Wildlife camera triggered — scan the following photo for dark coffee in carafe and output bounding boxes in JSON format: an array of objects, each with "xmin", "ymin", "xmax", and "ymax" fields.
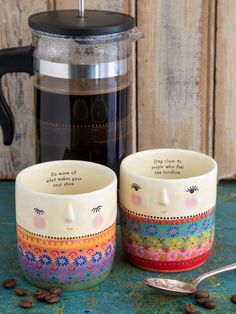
[
  {"xmin": 0, "ymin": 9, "xmax": 142, "ymax": 177},
  {"xmin": 35, "ymin": 74, "xmax": 132, "ymax": 175}
]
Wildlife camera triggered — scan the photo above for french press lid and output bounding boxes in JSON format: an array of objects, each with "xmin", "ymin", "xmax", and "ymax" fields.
[
  {"xmin": 28, "ymin": 5, "xmax": 135, "ymax": 36},
  {"xmin": 29, "ymin": 2, "xmax": 136, "ymax": 81}
]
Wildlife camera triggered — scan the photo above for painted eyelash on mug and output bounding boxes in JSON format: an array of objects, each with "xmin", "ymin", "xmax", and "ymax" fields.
[
  {"xmin": 33, "ymin": 208, "xmax": 45, "ymax": 215},
  {"xmin": 91, "ymin": 206, "xmax": 102, "ymax": 213},
  {"xmin": 131, "ymin": 183, "xmax": 141, "ymax": 191},
  {"xmin": 186, "ymin": 185, "xmax": 199, "ymax": 193}
]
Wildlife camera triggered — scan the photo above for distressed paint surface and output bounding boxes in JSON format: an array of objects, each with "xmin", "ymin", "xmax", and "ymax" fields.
[
  {"xmin": 0, "ymin": 181, "xmax": 236, "ymax": 313},
  {"xmin": 215, "ymin": 0, "xmax": 236, "ymax": 179},
  {"xmin": 137, "ymin": 0, "xmax": 212, "ymax": 153},
  {"xmin": 0, "ymin": 0, "xmax": 50, "ymax": 179}
]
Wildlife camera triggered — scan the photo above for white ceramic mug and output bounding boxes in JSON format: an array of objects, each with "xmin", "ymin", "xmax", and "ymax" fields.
[
  {"xmin": 120, "ymin": 149, "xmax": 217, "ymax": 272},
  {"xmin": 16, "ymin": 160, "xmax": 117, "ymax": 290}
]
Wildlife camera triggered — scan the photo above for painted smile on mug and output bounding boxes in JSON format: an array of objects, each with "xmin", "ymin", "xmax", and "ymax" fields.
[{"xmin": 161, "ymin": 210, "xmax": 167, "ymax": 214}]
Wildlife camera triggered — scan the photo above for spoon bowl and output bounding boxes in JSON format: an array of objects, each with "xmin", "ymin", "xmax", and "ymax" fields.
[
  {"xmin": 144, "ymin": 262, "xmax": 236, "ymax": 296},
  {"xmin": 144, "ymin": 278, "xmax": 196, "ymax": 296}
]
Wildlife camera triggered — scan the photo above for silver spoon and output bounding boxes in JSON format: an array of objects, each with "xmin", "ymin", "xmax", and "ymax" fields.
[{"xmin": 144, "ymin": 262, "xmax": 236, "ymax": 295}]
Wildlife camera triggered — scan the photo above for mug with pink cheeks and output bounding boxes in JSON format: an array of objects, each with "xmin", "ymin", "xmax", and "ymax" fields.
[
  {"xmin": 119, "ymin": 149, "xmax": 217, "ymax": 272},
  {"xmin": 16, "ymin": 160, "xmax": 117, "ymax": 290}
]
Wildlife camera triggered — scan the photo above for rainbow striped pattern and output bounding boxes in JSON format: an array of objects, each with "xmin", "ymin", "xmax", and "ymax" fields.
[
  {"xmin": 17, "ymin": 223, "xmax": 116, "ymax": 290},
  {"xmin": 120, "ymin": 205, "xmax": 215, "ymax": 272}
]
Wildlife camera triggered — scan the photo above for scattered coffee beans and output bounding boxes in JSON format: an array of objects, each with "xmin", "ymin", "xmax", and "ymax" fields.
[
  {"xmin": 49, "ymin": 287, "xmax": 62, "ymax": 295},
  {"xmin": 2, "ymin": 279, "xmax": 16, "ymax": 288},
  {"xmin": 204, "ymin": 300, "xmax": 217, "ymax": 309},
  {"xmin": 45, "ymin": 293, "xmax": 60, "ymax": 304},
  {"xmin": 184, "ymin": 289, "xmax": 219, "ymax": 312},
  {"xmin": 194, "ymin": 290, "xmax": 209, "ymax": 299},
  {"xmin": 231, "ymin": 295, "xmax": 236, "ymax": 304},
  {"xmin": 185, "ymin": 302, "xmax": 196, "ymax": 314},
  {"xmin": 2, "ymin": 281, "xmax": 64, "ymax": 308},
  {"xmin": 36, "ymin": 291, "xmax": 49, "ymax": 302},
  {"xmin": 34, "ymin": 289, "xmax": 48, "ymax": 297},
  {"xmin": 19, "ymin": 299, "xmax": 32, "ymax": 309},
  {"xmin": 33, "ymin": 288, "xmax": 62, "ymax": 303},
  {"xmin": 15, "ymin": 288, "xmax": 27, "ymax": 296},
  {"xmin": 196, "ymin": 297, "xmax": 208, "ymax": 305}
]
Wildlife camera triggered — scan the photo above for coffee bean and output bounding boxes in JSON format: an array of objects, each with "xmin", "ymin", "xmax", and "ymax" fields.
[
  {"xmin": 196, "ymin": 297, "xmax": 208, "ymax": 305},
  {"xmin": 36, "ymin": 291, "xmax": 49, "ymax": 302},
  {"xmin": 231, "ymin": 295, "xmax": 236, "ymax": 304},
  {"xmin": 34, "ymin": 289, "xmax": 48, "ymax": 296},
  {"xmin": 15, "ymin": 288, "xmax": 27, "ymax": 296},
  {"xmin": 49, "ymin": 287, "xmax": 62, "ymax": 295},
  {"xmin": 204, "ymin": 300, "xmax": 217, "ymax": 309},
  {"xmin": 45, "ymin": 293, "xmax": 60, "ymax": 304},
  {"xmin": 194, "ymin": 290, "xmax": 209, "ymax": 299},
  {"xmin": 2, "ymin": 279, "xmax": 16, "ymax": 288},
  {"xmin": 185, "ymin": 302, "xmax": 196, "ymax": 314},
  {"xmin": 36, "ymin": 294, "xmax": 46, "ymax": 302},
  {"xmin": 19, "ymin": 299, "xmax": 32, "ymax": 308}
]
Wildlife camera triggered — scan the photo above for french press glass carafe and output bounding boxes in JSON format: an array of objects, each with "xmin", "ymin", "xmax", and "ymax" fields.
[{"xmin": 0, "ymin": 3, "xmax": 142, "ymax": 175}]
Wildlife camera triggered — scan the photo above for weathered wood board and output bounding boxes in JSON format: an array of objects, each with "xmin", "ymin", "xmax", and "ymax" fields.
[
  {"xmin": 55, "ymin": 0, "xmax": 134, "ymax": 13},
  {"xmin": 215, "ymin": 0, "xmax": 236, "ymax": 179},
  {"xmin": 0, "ymin": 0, "xmax": 50, "ymax": 178},
  {"xmin": 137, "ymin": 0, "xmax": 213, "ymax": 154}
]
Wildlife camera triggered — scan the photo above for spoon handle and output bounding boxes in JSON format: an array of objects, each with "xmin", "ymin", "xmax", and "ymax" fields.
[{"xmin": 193, "ymin": 262, "xmax": 236, "ymax": 286}]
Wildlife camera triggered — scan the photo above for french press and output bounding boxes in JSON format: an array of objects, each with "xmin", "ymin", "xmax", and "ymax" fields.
[{"xmin": 0, "ymin": 1, "xmax": 142, "ymax": 175}]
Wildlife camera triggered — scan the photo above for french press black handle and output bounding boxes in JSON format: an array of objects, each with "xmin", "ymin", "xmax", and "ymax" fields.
[{"xmin": 0, "ymin": 45, "xmax": 33, "ymax": 145}]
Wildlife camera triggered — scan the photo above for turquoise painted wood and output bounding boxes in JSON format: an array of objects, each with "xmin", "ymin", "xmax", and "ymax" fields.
[{"xmin": 0, "ymin": 181, "xmax": 236, "ymax": 314}]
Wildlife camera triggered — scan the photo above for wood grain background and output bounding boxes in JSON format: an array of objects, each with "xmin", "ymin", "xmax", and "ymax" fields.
[
  {"xmin": 215, "ymin": 0, "xmax": 236, "ymax": 179},
  {"xmin": 0, "ymin": 0, "xmax": 234, "ymax": 179}
]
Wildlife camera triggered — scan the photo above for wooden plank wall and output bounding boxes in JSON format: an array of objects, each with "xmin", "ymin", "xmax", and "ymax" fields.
[
  {"xmin": 0, "ymin": 0, "xmax": 235, "ymax": 179},
  {"xmin": 0, "ymin": 0, "xmax": 50, "ymax": 178},
  {"xmin": 137, "ymin": 0, "xmax": 213, "ymax": 153},
  {"xmin": 215, "ymin": 0, "xmax": 236, "ymax": 179}
]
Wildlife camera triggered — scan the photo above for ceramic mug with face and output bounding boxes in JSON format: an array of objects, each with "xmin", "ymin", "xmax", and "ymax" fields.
[
  {"xmin": 16, "ymin": 160, "xmax": 117, "ymax": 290},
  {"xmin": 120, "ymin": 149, "xmax": 217, "ymax": 272}
]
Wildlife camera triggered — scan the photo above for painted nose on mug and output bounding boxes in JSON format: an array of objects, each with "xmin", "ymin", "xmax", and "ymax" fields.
[
  {"xmin": 158, "ymin": 188, "xmax": 169, "ymax": 206},
  {"xmin": 64, "ymin": 203, "xmax": 76, "ymax": 223}
]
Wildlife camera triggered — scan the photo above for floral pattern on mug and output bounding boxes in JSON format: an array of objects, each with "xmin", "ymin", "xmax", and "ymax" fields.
[
  {"xmin": 17, "ymin": 223, "xmax": 116, "ymax": 288},
  {"xmin": 121, "ymin": 206, "xmax": 215, "ymax": 271}
]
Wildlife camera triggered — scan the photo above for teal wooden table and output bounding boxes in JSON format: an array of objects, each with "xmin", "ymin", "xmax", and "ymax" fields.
[{"xmin": 0, "ymin": 180, "xmax": 236, "ymax": 314}]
